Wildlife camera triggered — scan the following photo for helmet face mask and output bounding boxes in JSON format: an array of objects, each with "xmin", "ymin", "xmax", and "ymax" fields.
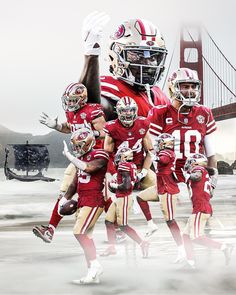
[
  {"xmin": 184, "ymin": 153, "xmax": 208, "ymax": 172},
  {"xmin": 109, "ymin": 19, "xmax": 167, "ymax": 88},
  {"xmin": 62, "ymin": 83, "xmax": 88, "ymax": 112},
  {"xmin": 116, "ymin": 96, "xmax": 138, "ymax": 127},
  {"xmin": 115, "ymin": 147, "xmax": 133, "ymax": 165},
  {"xmin": 155, "ymin": 133, "xmax": 175, "ymax": 152},
  {"xmin": 168, "ymin": 68, "xmax": 201, "ymax": 107},
  {"xmin": 70, "ymin": 127, "xmax": 95, "ymax": 157},
  {"xmin": 174, "ymin": 81, "xmax": 201, "ymax": 107}
]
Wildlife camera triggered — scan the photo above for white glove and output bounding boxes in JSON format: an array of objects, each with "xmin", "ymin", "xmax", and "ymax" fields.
[
  {"xmin": 108, "ymin": 180, "xmax": 118, "ymax": 193},
  {"xmin": 136, "ymin": 168, "xmax": 148, "ymax": 182},
  {"xmin": 111, "ymin": 173, "xmax": 117, "ymax": 182},
  {"xmin": 62, "ymin": 140, "xmax": 87, "ymax": 170},
  {"xmin": 39, "ymin": 112, "xmax": 61, "ymax": 130},
  {"xmin": 82, "ymin": 11, "xmax": 110, "ymax": 55},
  {"xmin": 181, "ymin": 168, "xmax": 190, "ymax": 183},
  {"xmin": 57, "ymin": 196, "xmax": 68, "ymax": 216},
  {"xmin": 210, "ymin": 168, "xmax": 218, "ymax": 190},
  {"xmin": 63, "ymin": 140, "xmax": 74, "ymax": 161}
]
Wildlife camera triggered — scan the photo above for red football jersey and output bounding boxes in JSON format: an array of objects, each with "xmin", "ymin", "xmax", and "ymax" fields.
[
  {"xmin": 65, "ymin": 103, "xmax": 104, "ymax": 149},
  {"xmin": 116, "ymin": 161, "xmax": 137, "ymax": 198},
  {"xmin": 104, "ymin": 117, "xmax": 149, "ymax": 169},
  {"xmin": 148, "ymin": 104, "xmax": 217, "ymax": 182},
  {"xmin": 187, "ymin": 166, "xmax": 212, "ymax": 215},
  {"xmin": 100, "ymin": 76, "xmax": 170, "ymax": 118},
  {"xmin": 156, "ymin": 149, "xmax": 180, "ymax": 195},
  {"xmin": 75, "ymin": 149, "xmax": 109, "ymax": 207}
]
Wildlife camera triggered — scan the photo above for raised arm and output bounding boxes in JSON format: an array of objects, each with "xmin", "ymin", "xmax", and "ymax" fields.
[{"xmin": 78, "ymin": 12, "xmax": 110, "ymax": 104}]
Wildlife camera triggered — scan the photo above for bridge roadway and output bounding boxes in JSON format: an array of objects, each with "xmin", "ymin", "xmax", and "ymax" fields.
[{"xmin": 0, "ymin": 173, "xmax": 236, "ymax": 294}]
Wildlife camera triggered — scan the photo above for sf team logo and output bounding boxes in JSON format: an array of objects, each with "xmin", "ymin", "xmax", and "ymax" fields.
[
  {"xmin": 196, "ymin": 115, "xmax": 205, "ymax": 124},
  {"xmin": 80, "ymin": 112, "xmax": 87, "ymax": 120},
  {"xmin": 139, "ymin": 128, "xmax": 146, "ymax": 135},
  {"xmin": 112, "ymin": 24, "xmax": 125, "ymax": 39}
]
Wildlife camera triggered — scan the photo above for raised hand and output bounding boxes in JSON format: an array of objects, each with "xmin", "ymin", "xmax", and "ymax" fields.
[
  {"xmin": 82, "ymin": 11, "xmax": 110, "ymax": 55},
  {"xmin": 39, "ymin": 112, "xmax": 59, "ymax": 129}
]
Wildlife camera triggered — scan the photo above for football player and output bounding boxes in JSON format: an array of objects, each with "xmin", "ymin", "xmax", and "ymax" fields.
[
  {"xmin": 61, "ymin": 127, "xmax": 109, "ymax": 284},
  {"xmin": 101, "ymin": 147, "xmax": 149, "ymax": 258},
  {"xmin": 182, "ymin": 153, "xmax": 234, "ymax": 269},
  {"xmin": 33, "ymin": 83, "xmax": 106, "ymax": 243},
  {"xmin": 153, "ymin": 133, "xmax": 184, "ymax": 260},
  {"xmin": 78, "ymin": 13, "xmax": 171, "ymax": 237},
  {"xmin": 80, "ymin": 13, "xmax": 170, "ymax": 119},
  {"xmin": 145, "ymin": 67, "xmax": 218, "ymax": 262},
  {"xmin": 103, "ymin": 96, "xmax": 158, "ymax": 235}
]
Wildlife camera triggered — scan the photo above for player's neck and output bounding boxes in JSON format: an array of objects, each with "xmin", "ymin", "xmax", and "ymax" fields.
[{"xmin": 172, "ymin": 100, "xmax": 191, "ymax": 114}]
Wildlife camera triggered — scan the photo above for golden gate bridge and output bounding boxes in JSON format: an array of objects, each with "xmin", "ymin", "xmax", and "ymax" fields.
[{"xmin": 165, "ymin": 25, "xmax": 236, "ymax": 121}]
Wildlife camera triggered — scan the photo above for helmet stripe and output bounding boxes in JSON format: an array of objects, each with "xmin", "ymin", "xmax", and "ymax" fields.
[
  {"xmin": 65, "ymin": 83, "xmax": 77, "ymax": 95},
  {"xmin": 136, "ymin": 19, "xmax": 147, "ymax": 40},
  {"xmin": 137, "ymin": 19, "xmax": 156, "ymax": 42}
]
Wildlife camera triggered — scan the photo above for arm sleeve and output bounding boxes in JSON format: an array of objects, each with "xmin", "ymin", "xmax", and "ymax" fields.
[{"xmin": 204, "ymin": 133, "xmax": 216, "ymax": 157}]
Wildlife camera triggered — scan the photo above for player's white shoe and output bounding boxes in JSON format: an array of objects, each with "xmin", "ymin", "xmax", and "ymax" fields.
[
  {"xmin": 173, "ymin": 246, "xmax": 186, "ymax": 264},
  {"xmin": 145, "ymin": 222, "xmax": 158, "ymax": 237},
  {"xmin": 72, "ymin": 264, "xmax": 103, "ymax": 285}
]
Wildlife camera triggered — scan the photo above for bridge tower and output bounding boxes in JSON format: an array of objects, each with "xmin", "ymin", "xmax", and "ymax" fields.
[
  {"xmin": 180, "ymin": 26, "xmax": 203, "ymax": 104},
  {"xmin": 179, "ymin": 25, "xmax": 236, "ymax": 121}
]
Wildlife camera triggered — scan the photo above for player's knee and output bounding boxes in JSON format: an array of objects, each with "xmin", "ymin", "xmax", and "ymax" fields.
[
  {"xmin": 166, "ymin": 219, "xmax": 175, "ymax": 225},
  {"xmin": 74, "ymin": 233, "xmax": 84, "ymax": 241},
  {"xmin": 119, "ymin": 225, "xmax": 128, "ymax": 231},
  {"xmin": 105, "ymin": 220, "xmax": 114, "ymax": 226}
]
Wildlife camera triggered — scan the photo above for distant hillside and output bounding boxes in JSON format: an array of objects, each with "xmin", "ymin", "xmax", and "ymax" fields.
[
  {"xmin": 0, "ymin": 124, "xmax": 70, "ymax": 168},
  {"xmin": 216, "ymin": 153, "xmax": 235, "ymax": 165}
]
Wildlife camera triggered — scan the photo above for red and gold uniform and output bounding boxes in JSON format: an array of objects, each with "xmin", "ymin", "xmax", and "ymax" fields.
[
  {"xmin": 104, "ymin": 117, "xmax": 149, "ymax": 169},
  {"xmin": 106, "ymin": 162, "xmax": 137, "ymax": 226},
  {"xmin": 183, "ymin": 166, "xmax": 212, "ymax": 239},
  {"xmin": 156, "ymin": 149, "xmax": 179, "ymax": 195},
  {"xmin": 101, "ymin": 76, "xmax": 170, "ymax": 118},
  {"xmin": 156, "ymin": 148, "xmax": 180, "ymax": 221},
  {"xmin": 66, "ymin": 103, "xmax": 104, "ymax": 149},
  {"xmin": 148, "ymin": 104, "xmax": 217, "ymax": 182},
  {"xmin": 73, "ymin": 149, "xmax": 109, "ymax": 236},
  {"xmin": 61, "ymin": 104, "xmax": 104, "ymax": 192}
]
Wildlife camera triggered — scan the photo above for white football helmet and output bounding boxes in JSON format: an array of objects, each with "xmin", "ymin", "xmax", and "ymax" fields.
[
  {"xmin": 70, "ymin": 126, "xmax": 95, "ymax": 157},
  {"xmin": 109, "ymin": 19, "xmax": 167, "ymax": 88},
  {"xmin": 62, "ymin": 83, "xmax": 88, "ymax": 112},
  {"xmin": 116, "ymin": 96, "xmax": 138, "ymax": 127},
  {"xmin": 155, "ymin": 133, "xmax": 175, "ymax": 152},
  {"xmin": 115, "ymin": 147, "xmax": 134, "ymax": 165},
  {"xmin": 184, "ymin": 153, "xmax": 208, "ymax": 172},
  {"xmin": 168, "ymin": 68, "xmax": 201, "ymax": 107}
]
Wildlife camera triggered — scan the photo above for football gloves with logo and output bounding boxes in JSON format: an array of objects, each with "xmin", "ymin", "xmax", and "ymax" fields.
[{"xmin": 82, "ymin": 11, "xmax": 110, "ymax": 55}]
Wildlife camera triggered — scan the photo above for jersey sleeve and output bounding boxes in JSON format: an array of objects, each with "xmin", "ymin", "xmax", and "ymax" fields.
[
  {"xmin": 100, "ymin": 76, "xmax": 122, "ymax": 101},
  {"xmin": 90, "ymin": 104, "xmax": 105, "ymax": 120},
  {"xmin": 137, "ymin": 116, "xmax": 150, "ymax": 133},
  {"xmin": 103, "ymin": 120, "xmax": 116, "ymax": 136},
  {"xmin": 118, "ymin": 162, "xmax": 131, "ymax": 173},
  {"xmin": 93, "ymin": 150, "xmax": 110, "ymax": 162},
  {"xmin": 147, "ymin": 106, "xmax": 166, "ymax": 137},
  {"xmin": 206, "ymin": 108, "xmax": 217, "ymax": 135}
]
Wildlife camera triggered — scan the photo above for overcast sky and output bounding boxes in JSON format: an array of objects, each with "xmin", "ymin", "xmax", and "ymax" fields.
[{"xmin": 0, "ymin": 0, "xmax": 236, "ymax": 155}]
